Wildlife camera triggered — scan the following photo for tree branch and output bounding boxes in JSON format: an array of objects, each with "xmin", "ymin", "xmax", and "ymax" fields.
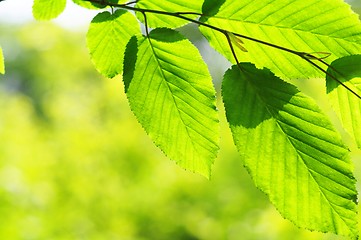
[{"xmin": 83, "ymin": 0, "xmax": 361, "ymax": 99}]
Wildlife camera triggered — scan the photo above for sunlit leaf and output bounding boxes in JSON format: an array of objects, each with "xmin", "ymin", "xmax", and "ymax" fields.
[
  {"xmin": 200, "ymin": 0, "xmax": 361, "ymax": 79},
  {"xmin": 136, "ymin": 0, "xmax": 203, "ymax": 28},
  {"xmin": 0, "ymin": 46, "xmax": 4, "ymax": 74},
  {"xmin": 123, "ymin": 28, "xmax": 219, "ymax": 178},
  {"xmin": 87, "ymin": 10, "xmax": 140, "ymax": 78},
  {"xmin": 72, "ymin": 0, "xmax": 105, "ymax": 9},
  {"xmin": 72, "ymin": 0, "xmax": 127, "ymax": 9},
  {"xmin": 32, "ymin": 0, "xmax": 66, "ymax": 20},
  {"xmin": 326, "ymin": 55, "xmax": 361, "ymax": 149},
  {"xmin": 222, "ymin": 63, "xmax": 358, "ymax": 238}
]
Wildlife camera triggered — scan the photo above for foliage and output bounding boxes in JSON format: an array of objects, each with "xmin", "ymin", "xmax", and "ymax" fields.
[
  {"xmin": 200, "ymin": 0, "xmax": 361, "ymax": 79},
  {"xmin": 87, "ymin": 9, "xmax": 140, "ymax": 78},
  {"xmin": 123, "ymin": 29, "xmax": 219, "ymax": 177},
  {"xmin": 0, "ymin": 0, "xmax": 361, "ymax": 238},
  {"xmin": 0, "ymin": 24, "xmax": 341, "ymax": 240},
  {"xmin": 222, "ymin": 63, "xmax": 357, "ymax": 237},
  {"xmin": 326, "ymin": 55, "xmax": 361, "ymax": 149}
]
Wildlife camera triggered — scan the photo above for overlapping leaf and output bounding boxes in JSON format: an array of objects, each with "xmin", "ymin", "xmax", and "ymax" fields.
[
  {"xmin": 136, "ymin": 0, "xmax": 203, "ymax": 28},
  {"xmin": 326, "ymin": 55, "xmax": 361, "ymax": 149},
  {"xmin": 123, "ymin": 28, "xmax": 219, "ymax": 178},
  {"xmin": 87, "ymin": 10, "xmax": 140, "ymax": 78},
  {"xmin": 72, "ymin": 0, "xmax": 105, "ymax": 9},
  {"xmin": 200, "ymin": 0, "xmax": 361, "ymax": 79},
  {"xmin": 0, "ymin": 46, "xmax": 4, "ymax": 74},
  {"xmin": 72, "ymin": 0, "xmax": 127, "ymax": 9},
  {"xmin": 32, "ymin": 0, "xmax": 66, "ymax": 20},
  {"xmin": 222, "ymin": 63, "xmax": 358, "ymax": 238}
]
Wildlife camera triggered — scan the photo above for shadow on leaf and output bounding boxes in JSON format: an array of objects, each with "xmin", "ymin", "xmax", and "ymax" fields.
[
  {"xmin": 222, "ymin": 63, "xmax": 296, "ymax": 128},
  {"xmin": 149, "ymin": 28, "xmax": 186, "ymax": 43},
  {"xmin": 123, "ymin": 36, "xmax": 139, "ymax": 93},
  {"xmin": 90, "ymin": 9, "xmax": 127, "ymax": 23},
  {"xmin": 201, "ymin": 0, "xmax": 226, "ymax": 18},
  {"xmin": 326, "ymin": 54, "xmax": 361, "ymax": 94}
]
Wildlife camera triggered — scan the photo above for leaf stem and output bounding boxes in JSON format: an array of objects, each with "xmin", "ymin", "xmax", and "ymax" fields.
[
  {"xmin": 142, "ymin": 11, "xmax": 150, "ymax": 37},
  {"xmin": 224, "ymin": 32, "xmax": 242, "ymax": 71}
]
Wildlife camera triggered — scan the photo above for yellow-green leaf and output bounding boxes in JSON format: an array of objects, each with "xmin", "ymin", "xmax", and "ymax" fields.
[
  {"xmin": 123, "ymin": 29, "xmax": 219, "ymax": 178},
  {"xmin": 32, "ymin": 0, "xmax": 66, "ymax": 20},
  {"xmin": 223, "ymin": 63, "xmax": 358, "ymax": 238},
  {"xmin": 136, "ymin": 0, "xmax": 203, "ymax": 28},
  {"xmin": 72, "ymin": 0, "xmax": 127, "ymax": 9},
  {"xmin": 86, "ymin": 10, "xmax": 140, "ymax": 78},
  {"xmin": 326, "ymin": 55, "xmax": 361, "ymax": 149},
  {"xmin": 201, "ymin": 0, "xmax": 361, "ymax": 79}
]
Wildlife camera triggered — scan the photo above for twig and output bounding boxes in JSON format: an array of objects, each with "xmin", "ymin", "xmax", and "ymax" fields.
[{"xmin": 83, "ymin": 0, "xmax": 360, "ymax": 99}]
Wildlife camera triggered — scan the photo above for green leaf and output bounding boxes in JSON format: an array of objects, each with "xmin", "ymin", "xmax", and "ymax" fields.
[
  {"xmin": 72, "ymin": 0, "xmax": 105, "ymax": 9},
  {"xmin": 0, "ymin": 46, "xmax": 4, "ymax": 74},
  {"xmin": 136, "ymin": 0, "xmax": 203, "ymax": 28},
  {"xmin": 87, "ymin": 10, "xmax": 140, "ymax": 78},
  {"xmin": 326, "ymin": 55, "xmax": 361, "ymax": 149},
  {"xmin": 222, "ymin": 63, "xmax": 358, "ymax": 238},
  {"xmin": 32, "ymin": 0, "xmax": 67, "ymax": 20},
  {"xmin": 200, "ymin": 0, "xmax": 361, "ymax": 79},
  {"xmin": 123, "ymin": 28, "xmax": 219, "ymax": 178},
  {"xmin": 72, "ymin": 0, "xmax": 127, "ymax": 9}
]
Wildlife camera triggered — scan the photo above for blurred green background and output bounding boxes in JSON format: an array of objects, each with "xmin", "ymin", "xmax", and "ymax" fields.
[{"xmin": 0, "ymin": 2, "xmax": 360, "ymax": 240}]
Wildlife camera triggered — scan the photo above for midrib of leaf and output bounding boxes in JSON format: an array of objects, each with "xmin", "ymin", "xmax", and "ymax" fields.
[
  {"xmin": 152, "ymin": 42, "xmax": 216, "ymax": 113},
  {"xmin": 146, "ymin": 36, "xmax": 211, "ymax": 154},
  {"xmin": 92, "ymin": 24, "xmax": 114, "ymax": 62}
]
